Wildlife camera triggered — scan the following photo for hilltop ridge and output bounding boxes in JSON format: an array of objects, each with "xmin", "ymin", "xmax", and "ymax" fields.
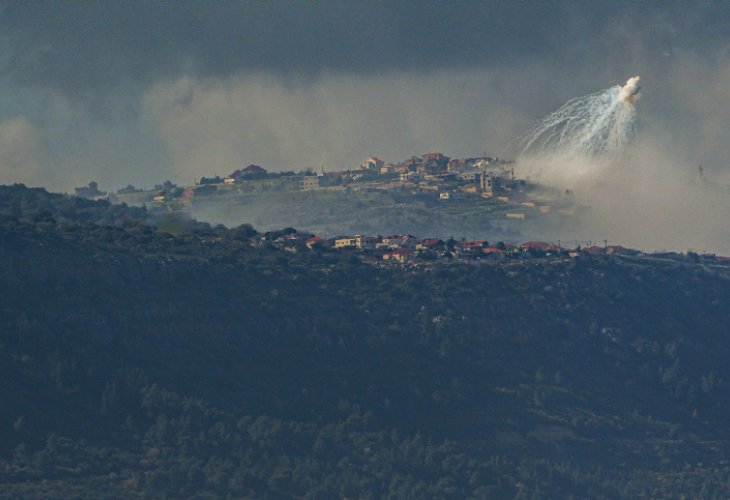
[{"xmin": 72, "ymin": 152, "xmax": 573, "ymax": 242}]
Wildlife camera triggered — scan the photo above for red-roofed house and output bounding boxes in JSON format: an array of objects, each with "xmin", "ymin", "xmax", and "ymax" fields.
[
  {"xmin": 306, "ymin": 237, "xmax": 330, "ymax": 250},
  {"xmin": 422, "ymin": 152, "xmax": 448, "ymax": 162},
  {"xmin": 582, "ymin": 245, "xmax": 605, "ymax": 254},
  {"xmin": 230, "ymin": 164, "xmax": 268, "ymax": 180},
  {"xmin": 521, "ymin": 241, "xmax": 562, "ymax": 253},
  {"xmin": 482, "ymin": 247, "xmax": 506, "ymax": 260},
  {"xmin": 459, "ymin": 240, "xmax": 488, "ymax": 255},
  {"xmin": 521, "ymin": 241, "xmax": 549, "ymax": 251},
  {"xmin": 482, "ymin": 246, "xmax": 506, "ymax": 254},
  {"xmin": 417, "ymin": 238, "xmax": 445, "ymax": 250}
]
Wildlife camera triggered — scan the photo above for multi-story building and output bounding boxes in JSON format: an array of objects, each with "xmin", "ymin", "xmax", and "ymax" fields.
[
  {"xmin": 300, "ymin": 175, "xmax": 319, "ymax": 191},
  {"xmin": 334, "ymin": 237, "xmax": 357, "ymax": 249},
  {"xmin": 480, "ymin": 173, "xmax": 493, "ymax": 196},
  {"xmin": 355, "ymin": 234, "xmax": 381, "ymax": 250}
]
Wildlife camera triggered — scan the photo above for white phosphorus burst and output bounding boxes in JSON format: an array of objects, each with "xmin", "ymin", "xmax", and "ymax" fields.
[{"xmin": 521, "ymin": 76, "xmax": 641, "ymax": 157}]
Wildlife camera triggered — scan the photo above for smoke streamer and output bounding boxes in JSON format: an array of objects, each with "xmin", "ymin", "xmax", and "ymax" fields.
[{"xmin": 520, "ymin": 76, "xmax": 641, "ymax": 157}]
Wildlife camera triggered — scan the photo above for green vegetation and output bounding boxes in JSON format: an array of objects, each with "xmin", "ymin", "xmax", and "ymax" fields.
[
  {"xmin": 191, "ymin": 188, "xmax": 536, "ymax": 240},
  {"xmin": 2, "ymin": 184, "xmax": 730, "ymax": 497}
]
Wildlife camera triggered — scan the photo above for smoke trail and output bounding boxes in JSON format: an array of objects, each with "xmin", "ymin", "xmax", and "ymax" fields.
[{"xmin": 520, "ymin": 76, "xmax": 641, "ymax": 157}]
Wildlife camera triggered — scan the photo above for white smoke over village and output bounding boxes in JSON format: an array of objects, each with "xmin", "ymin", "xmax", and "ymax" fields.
[
  {"xmin": 1, "ymin": 3, "xmax": 730, "ymax": 252},
  {"xmin": 521, "ymin": 76, "xmax": 640, "ymax": 157},
  {"xmin": 515, "ymin": 76, "xmax": 641, "ymax": 187},
  {"xmin": 515, "ymin": 76, "xmax": 730, "ymax": 254}
]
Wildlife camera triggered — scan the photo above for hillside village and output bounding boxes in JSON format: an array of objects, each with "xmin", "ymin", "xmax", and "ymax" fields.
[
  {"xmin": 67, "ymin": 152, "xmax": 730, "ymax": 267},
  {"xmin": 245, "ymin": 227, "xmax": 730, "ymax": 269},
  {"xmin": 199, "ymin": 152, "xmax": 511, "ymax": 201},
  {"xmin": 77, "ymin": 152, "xmax": 562, "ymax": 221}
]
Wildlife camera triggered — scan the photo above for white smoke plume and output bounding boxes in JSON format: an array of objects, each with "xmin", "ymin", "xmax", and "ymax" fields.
[{"xmin": 520, "ymin": 76, "xmax": 640, "ymax": 158}]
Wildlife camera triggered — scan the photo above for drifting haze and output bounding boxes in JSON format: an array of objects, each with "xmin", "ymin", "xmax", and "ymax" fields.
[
  {"xmin": 140, "ymin": 70, "xmax": 537, "ymax": 181},
  {"xmin": 1, "ymin": 2, "xmax": 730, "ymax": 251},
  {"xmin": 512, "ymin": 64, "xmax": 730, "ymax": 253}
]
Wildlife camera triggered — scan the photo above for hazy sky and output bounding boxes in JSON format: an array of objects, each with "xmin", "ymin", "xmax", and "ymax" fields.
[{"xmin": 1, "ymin": 1, "xmax": 729, "ymax": 192}]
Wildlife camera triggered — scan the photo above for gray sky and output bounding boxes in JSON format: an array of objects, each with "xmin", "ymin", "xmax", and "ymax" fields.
[{"xmin": 1, "ymin": 1, "xmax": 729, "ymax": 191}]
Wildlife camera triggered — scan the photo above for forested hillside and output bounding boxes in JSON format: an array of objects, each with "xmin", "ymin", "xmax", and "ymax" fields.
[
  {"xmin": 2, "ymin": 185, "xmax": 730, "ymax": 498},
  {"xmin": 189, "ymin": 187, "xmax": 523, "ymax": 240}
]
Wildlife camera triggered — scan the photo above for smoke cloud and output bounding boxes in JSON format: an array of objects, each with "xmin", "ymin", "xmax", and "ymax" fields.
[
  {"xmin": 541, "ymin": 138, "xmax": 730, "ymax": 254},
  {"xmin": 140, "ymin": 70, "xmax": 538, "ymax": 181},
  {"xmin": 517, "ymin": 78, "xmax": 730, "ymax": 254},
  {"xmin": 618, "ymin": 76, "xmax": 641, "ymax": 105},
  {"xmin": 0, "ymin": 116, "xmax": 48, "ymax": 186}
]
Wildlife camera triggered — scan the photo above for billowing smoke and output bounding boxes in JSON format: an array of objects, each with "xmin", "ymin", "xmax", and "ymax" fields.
[{"xmin": 618, "ymin": 76, "xmax": 642, "ymax": 105}]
